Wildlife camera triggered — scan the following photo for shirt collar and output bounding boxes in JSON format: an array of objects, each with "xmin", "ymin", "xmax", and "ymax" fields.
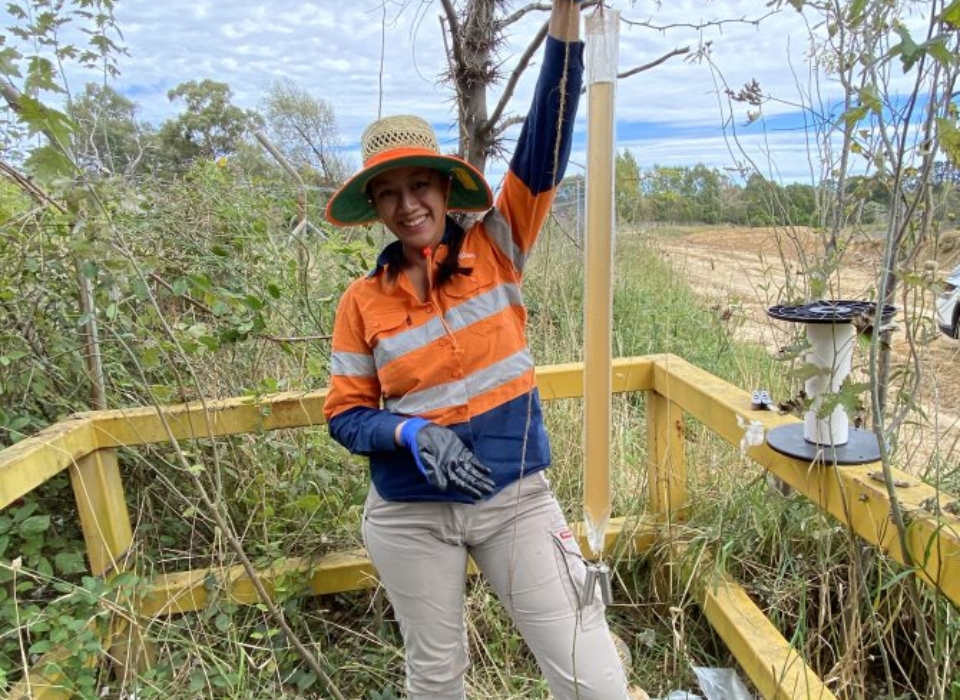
[{"xmin": 367, "ymin": 216, "xmax": 458, "ymax": 278}]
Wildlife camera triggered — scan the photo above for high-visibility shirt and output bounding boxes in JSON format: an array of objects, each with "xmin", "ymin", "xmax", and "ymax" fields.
[{"xmin": 324, "ymin": 36, "xmax": 584, "ymax": 502}]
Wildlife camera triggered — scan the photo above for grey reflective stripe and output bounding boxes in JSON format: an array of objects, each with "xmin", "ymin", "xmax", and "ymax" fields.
[
  {"xmin": 385, "ymin": 378, "xmax": 470, "ymax": 416},
  {"xmin": 467, "ymin": 349, "xmax": 534, "ymax": 396},
  {"xmin": 384, "ymin": 349, "xmax": 534, "ymax": 415},
  {"xmin": 374, "ymin": 316, "xmax": 445, "ymax": 368},
  {"xmin": 446, "ymin": 283, "xmax": 523, "ymax": 331},
  {"xmin": 375, "ymin": 284, "xmax": 524, "ymax": 367},
  {"xmin": 484, "ymin": 208, "xmax": 527, "ymax": 271},
  {"xmin": 331, "ymin": 351, "xmax": 376, "ymax": 377}
]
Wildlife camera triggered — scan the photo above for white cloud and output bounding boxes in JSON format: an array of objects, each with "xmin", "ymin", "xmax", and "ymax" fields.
[{"xmin": 0, "ymin": 1, "xmax": 930, "ymax": 184}]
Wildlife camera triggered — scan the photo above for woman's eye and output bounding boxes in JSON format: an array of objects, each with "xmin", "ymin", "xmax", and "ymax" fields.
[{"xmin": 412, "ymin": 180, "xmax": 430, "ymax": 191}]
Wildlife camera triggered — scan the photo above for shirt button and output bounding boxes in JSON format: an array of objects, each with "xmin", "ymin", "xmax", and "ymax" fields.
[
  {"xmin": 453, "ymin": 370, "xmax": 463, "ymax": 378},
  {"xmin": 426, "ymin": 304, "xmax": 435, "ymax": 313}
]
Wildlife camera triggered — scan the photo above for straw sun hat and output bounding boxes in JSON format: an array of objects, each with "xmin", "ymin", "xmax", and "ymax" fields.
[{"xmin": 325, "ymin": 115, "xmax": 493, "ymax": 227}]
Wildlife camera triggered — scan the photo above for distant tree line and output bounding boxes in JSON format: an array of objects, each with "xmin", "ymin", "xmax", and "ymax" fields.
[
  {"xmin": 597, "ymin": 149, "xmax": 960, "ymax": 229},
  {"xmin": 63, "ymin": 78, "xmax": 349, "ymax": 185},
  {"xmin": 42, "ymin": 79, "xmax": 960, "ymax": 231}
]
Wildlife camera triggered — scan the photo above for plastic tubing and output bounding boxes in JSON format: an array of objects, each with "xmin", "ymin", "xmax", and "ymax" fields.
[{"xmin": 583, "ymin": 8, "xmax": 619, "ymax": 557}]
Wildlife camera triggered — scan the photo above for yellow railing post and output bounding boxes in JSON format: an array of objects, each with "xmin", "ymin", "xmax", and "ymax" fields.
[
  {"xmin": 69, "ymin": 448, "xmax": 155, "ymax": 679},
  {"xmin": 646, "ymin": 391, "xmax": 687, "ymax": 521},
  {"xmin": 646, "ymin": 389, "xmax": 687, "ymax": 602},
  {"xmin": 70, "ymin": 449, "xmax": 132, "ymax": 576}
]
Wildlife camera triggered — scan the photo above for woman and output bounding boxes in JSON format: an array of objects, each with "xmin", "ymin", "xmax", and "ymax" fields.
[{"xmin": 323, "ymin": 1, "xmax": 634, "ymax": 697}]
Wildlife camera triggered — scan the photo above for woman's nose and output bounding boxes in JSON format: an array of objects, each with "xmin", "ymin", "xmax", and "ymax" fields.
[{"xmin": 398, "ymin": 187, "xmax": 417, "ymax": 211}]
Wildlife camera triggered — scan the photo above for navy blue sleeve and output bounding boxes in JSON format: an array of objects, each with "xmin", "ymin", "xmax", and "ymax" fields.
[
  {"xmin": 509, "ymin": 36, "xmax": 584, "ymax": 195},
  {"xmin": 329, "ymin": 406, "xmax": 406, "ymax": 456}
]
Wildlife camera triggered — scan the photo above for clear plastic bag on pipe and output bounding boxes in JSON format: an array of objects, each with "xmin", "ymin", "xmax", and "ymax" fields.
[
  {"xmin": 650, "ymin": 691, "xmax": 703, "ymax": 700},
  {"xmin": 585, "ymin": 9, "xmax": 620, "ymax": 84},
  {"xmin": 692, "ymin": 667, "xmax": 755, "ymax": 700}
]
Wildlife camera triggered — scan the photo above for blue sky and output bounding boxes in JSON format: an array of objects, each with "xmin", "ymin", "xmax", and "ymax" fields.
[{"xmin": 2, "ymin": 1, "xmax": 912, "ymax": 186}]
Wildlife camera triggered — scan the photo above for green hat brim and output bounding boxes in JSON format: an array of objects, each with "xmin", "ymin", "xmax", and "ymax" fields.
[{"xmin": 325, "ymin": 153, "xmax": 493, "ymax": 227}]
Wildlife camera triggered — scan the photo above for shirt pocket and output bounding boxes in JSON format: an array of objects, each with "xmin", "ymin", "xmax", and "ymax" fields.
[
  {"xmin": 363, "ymin": 310, "xmax": 410, "ymax": 349},
  {"xmin": 445, "ymin": 272, "xmax": 495, "ymax": 302},
  {"xmin": 445, "ymin": 275, "xmax": 507, "ymax": 341}
]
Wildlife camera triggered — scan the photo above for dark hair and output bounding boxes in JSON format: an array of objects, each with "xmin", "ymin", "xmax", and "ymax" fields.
[{"xmin": 436, "ymin": 217, "xmax": 473, "ymax": 286}]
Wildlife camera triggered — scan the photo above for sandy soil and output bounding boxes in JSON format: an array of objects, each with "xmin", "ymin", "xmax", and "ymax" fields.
[{"xmin": 651, "ymin": 225, "xmax": 960, "ymax": 474}]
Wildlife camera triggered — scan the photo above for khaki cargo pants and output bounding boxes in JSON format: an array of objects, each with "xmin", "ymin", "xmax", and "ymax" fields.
[{"xmin": 362, "ymin": 471, "xmax": 630, "ymax": 700}]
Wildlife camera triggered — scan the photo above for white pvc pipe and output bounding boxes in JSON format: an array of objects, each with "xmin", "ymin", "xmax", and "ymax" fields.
[{"xmin": 803, "ymin": 323, "xmax": 855, "ymax": 446}]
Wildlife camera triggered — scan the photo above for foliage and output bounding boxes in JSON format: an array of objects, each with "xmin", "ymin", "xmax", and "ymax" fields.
[
  {"xmin": 260, "ymin": 78, "xmax": 350, "ymax": 185},
  {"xmin": 67, "ymin": 83, "xmax": 155, "ymax": 175},
  {"xmin": 610, "ymin": 159, "xmax": 933, "ymax": 229},
  {"xmin": 157, "ymin": 80, "xmax": 263, "ymax": 174},
  {"xmin": 0, "ymin": 477, "xmax": 103, "ymax": 694}
]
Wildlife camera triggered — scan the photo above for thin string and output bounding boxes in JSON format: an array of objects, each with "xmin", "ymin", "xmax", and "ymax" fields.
[
  {"xmin": 504, "ymin": 28, "xmax": 577, "ymax": 616},
  {"xmin": 377, "ymin": 1, "xmax": 386, "ymax": 119},
  {"xmin": 551, "ymin": 21, "xmax": 573, "ymax": 192}
]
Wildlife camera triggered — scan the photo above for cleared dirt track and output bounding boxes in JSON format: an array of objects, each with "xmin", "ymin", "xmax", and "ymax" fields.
[{"xmin": 652, "ymin": 225, "xmax": 960, "ymax": 476}]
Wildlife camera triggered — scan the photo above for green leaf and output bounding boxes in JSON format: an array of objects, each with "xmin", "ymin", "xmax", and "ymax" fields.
[
  {"xmin": 937, "ymin": 117, "xmax": 960, "ymax": 168},
  {"xmin": 0, "ymin": 45, "xmax": 23, "ymax": 77},
  {"xmin": 943, "ymin": 0, "xmax": 960, "ymax": 28},
  {"xmin": 36, "ymin": 556, "xmax": 53, "ymax": 578},
  {"xmin": 215, "ymin": 612, "xmax": 231, "ymax": 632},
  {"xmin": 857, "ymin": 85, "xmax": 881, "ymax": 114},
  {"xmin": 890, "ymin": 22, "xmax": 922, "ymax": 72},
  {"xmin": 848, "ymin": 0, "xmax": 867, "ymax": 22},
  {"xmin": 917, "ymin": 34, "xmax": 957, "ymax": 70},
  {"xmin": 18, "ymin": 514, "xmax": 51, "ymax": 536},
  {"xmin": 24, "ymin": 144, "xmax": 75, "ymax": 181},
  {"xmin": 13, "ymin": 500, "xmax": 39, "ymax": 522},
  {"xmin": 842, "ymin": 105, "xmax": 869, "ymax": 127},
  {"xmin": 29, "ymin": 639, "xmax": 53, "ymax": 656},
  {"xmin": 54, "ymin": 551, "xmax": 87, "ymax": 575}
]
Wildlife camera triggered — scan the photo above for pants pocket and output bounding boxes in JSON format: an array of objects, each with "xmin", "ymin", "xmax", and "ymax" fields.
[{"xmin": 551, "ymin": 526, "xmax": 606, "ymax": 632}]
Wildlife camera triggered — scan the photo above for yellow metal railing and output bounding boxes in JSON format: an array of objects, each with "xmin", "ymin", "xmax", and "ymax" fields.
[{"xmin": 2, "ymin": 354, "xmax": 959, "ymax": 700}]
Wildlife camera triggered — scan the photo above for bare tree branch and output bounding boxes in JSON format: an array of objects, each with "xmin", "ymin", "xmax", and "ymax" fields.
[
  {"xmin": 492, "ymin": 114, "xmax": 525, "ymax": 140},
  {"xmin": 616, "ymin": 46, "xmax": 692, "ymax": 81},
  {"xmin": 439, "ymin": 0, "xmax": 466, "ymax": 75},
  {"xmin": 0, "ymin": 159, "xmax": 68, "ymax": 214},
  {"xmin": 487, "ymin": 21, "xmax": 550, "ymax": 137},
  {"xmin": 620, "ymin": 11, "xmax": 778, "ymax": 32},
  {"xmin": 496, "ymin": 2, "xmax": 550, "ymax": 32}
]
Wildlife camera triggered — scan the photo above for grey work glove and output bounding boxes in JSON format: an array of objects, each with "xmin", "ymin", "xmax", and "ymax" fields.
[{"xmin": 398, "ymin": 418, "xmax": 496, "ymax": 500}]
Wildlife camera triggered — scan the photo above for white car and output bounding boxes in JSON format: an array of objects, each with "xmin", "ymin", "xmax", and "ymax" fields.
[{"xmin": 936, "ymin": 263, "xmax": 960, "ymax": 339}]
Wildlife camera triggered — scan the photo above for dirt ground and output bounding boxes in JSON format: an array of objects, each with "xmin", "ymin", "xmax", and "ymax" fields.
[{"xmin": 651, "ymin": 225, "xmax": 960, "ymax": 474}]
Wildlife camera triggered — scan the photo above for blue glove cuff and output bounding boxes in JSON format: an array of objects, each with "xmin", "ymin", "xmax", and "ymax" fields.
[{"xmin": 399, "ymin": 417, "xmax": 430, "ymax": 450}]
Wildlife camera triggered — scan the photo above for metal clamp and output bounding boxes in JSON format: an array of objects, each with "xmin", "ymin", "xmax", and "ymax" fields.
[{"xmin": 582, "ymin": 561, "xmax": 613, "ymax": 606}]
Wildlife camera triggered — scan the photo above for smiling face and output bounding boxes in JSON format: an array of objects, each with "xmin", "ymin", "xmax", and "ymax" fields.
[{"xmin": 369, "ymin": 166, "xmax": 451, "ymax": 260}]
